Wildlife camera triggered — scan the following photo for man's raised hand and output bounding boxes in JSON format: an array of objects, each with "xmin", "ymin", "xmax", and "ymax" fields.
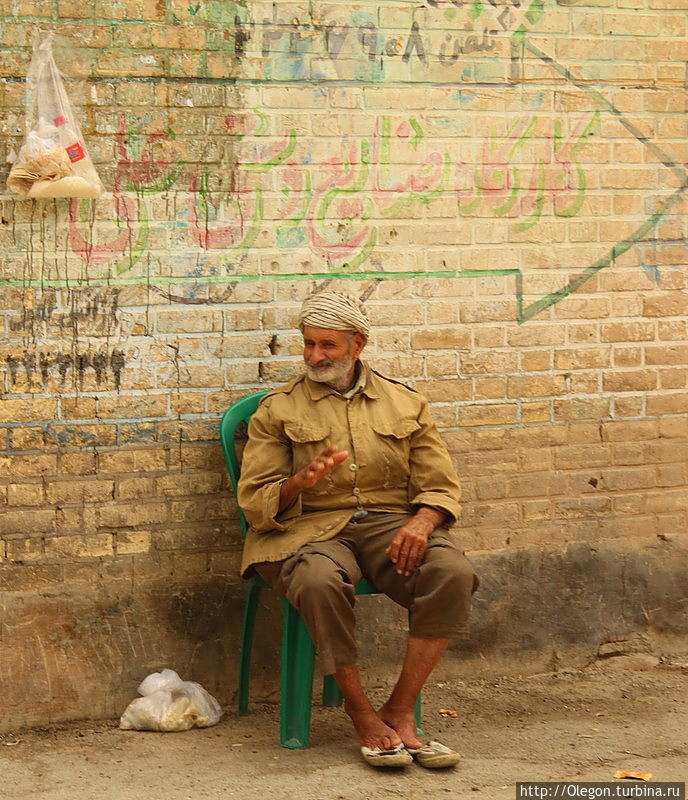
[
  {"xmin": 296, "ymin": 446, "xmax": 349, "ymax": 489},
  {"xmin": 278, "ymin": 446, "xmax": 348, "ymax": 513}
]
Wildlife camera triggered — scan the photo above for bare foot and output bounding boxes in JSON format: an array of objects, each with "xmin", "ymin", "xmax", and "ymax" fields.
[
  {"xmin": 345, "ymin": 702, "xmax": 403, "ymax": 750},
  {"xmin": 379, "ymin": 702, "xmax": 424, "ymax": 749}
]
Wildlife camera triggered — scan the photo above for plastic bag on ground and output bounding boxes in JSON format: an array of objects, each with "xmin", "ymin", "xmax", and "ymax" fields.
[
  {"xmin": 7, "ymin": 33, "xmax": 102, "ymax": 199},
  {"xmin": 119, "ymin": 669, "xmax": 222, "ymax": 732}
]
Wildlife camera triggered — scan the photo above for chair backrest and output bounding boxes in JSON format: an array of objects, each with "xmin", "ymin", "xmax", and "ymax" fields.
[{"xmin": 219, "ymin": 390, "xmax": 271, "ymax": 537}]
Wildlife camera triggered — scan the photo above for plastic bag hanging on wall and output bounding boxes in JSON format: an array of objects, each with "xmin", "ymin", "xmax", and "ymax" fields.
[{"xmin": 7, "ymin": 33, "xmax": 103, "ymax": 199}]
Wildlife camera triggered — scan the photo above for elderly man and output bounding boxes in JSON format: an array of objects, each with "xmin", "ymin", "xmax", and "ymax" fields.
[{"xmin": 238, "ymin": 291, "xmax": 478, "ymax": 768}]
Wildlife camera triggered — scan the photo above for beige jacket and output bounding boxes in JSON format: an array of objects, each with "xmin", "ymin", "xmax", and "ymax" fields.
[{"xmin": 237, "ymin": 362, "xmax": 461, "ymax": 576}]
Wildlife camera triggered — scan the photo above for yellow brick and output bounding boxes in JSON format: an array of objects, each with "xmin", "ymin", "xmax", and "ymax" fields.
[
  {"xmin": 9, "ymin": 428, "xmax": 46, "ymax": 450},
  {"xmin": 460, "ymin": 352, "xmax": 517, "ymax": 375},
  {"xmin": 97, "ymin": 394, "xmax": 168, "ymax": 419},
  {"xmin": 521, "ymin": 401, "xmax": 552, "ymax": 423},
  {"xmin": 0, "ymin": 509, "xmax": 55, "ymax": 535},
  {"xmin": 156, "ymin": 310, "xmax": 223, "ymax": 333},
  {"xmin": 659, "ymin": 369, "xmax": 687, "ymax": 390},
  {"xmin": 508, "ymin": 375, "xmax": 566, "ymax": 398},
  {"xmin": 5, "ymin": 538, "xmax": 45, "ymax": 563},
  {"xmin": 521, "ymin": 350, "xmax": 552, "ymax": 371},
  {"xmin": 656, "ymin": 463, "xmax": 687, "ymax": 487},
  {"xmin": 171, "ymin": 393, "xmax": 207, "ymax": 415},
  {"xmin": 474, "ymin": 378, "xmax": 506, "ymax": 400},
  {"xmin": 116, "ymin": 530, "xmax": 152, "ymax": 555},
  {"xmin": 603, "ymin": 370, "xmax": 657, "ymax": 392},
  {"xmin": 99, "ymin": 449, "xmax": 167, "ymax": 474},
  {"xmin": 159, "ymin": 365, "xmax": 224, "ymax": 389},
  {"xmin": 612, "ymin": 442, "xmax": 646, "ymax": 466},
  {"xmin": 614, "ymin": 397, "xmax": 645, "ymax": 417},
  {"xmin": 460, "ymin": 301, "xmax": 516, "ymax": 324},
  {"xmin": 554, "ymin": 297, "xmax": 610, "ymax": 319},
  {"xmin": 45, "ymin": 480, "xmax": 115, "ymax": 505},
  {"xmin": 567, "ymin": 324, "xmax": 599, "ymax": 344},
  {"xmin": 212, "ymin": 336, "xmax": 273, "ymax": 359},
  {"xmin": 601, "ymin": 467, "xmax": 656, "ymax": 491},
  {"xmin": 155, "ymin": 472, "xmax": 223, "ymax": 497},
  {"xmin": 170, "ymin": 497, "xmax": 233, "ymax": 522},
  {"xmin": 0, "ymin": 453, "xmax": 57, "ymax": 478},
  {"xmin": 645, "ymin": 345, "xmax": 688, "ymax": 365},
  {"xmin": 659, "ymin": 417, "xmax": 688, "ymax": 438},
  {"xmin": 601, "ymin": 420, "xmax": 659, "ymax": 441},
  {"xmin": 472, "ymin": 327, "xmax": 506, "ymax": 348},
  {"xmin": 643, "ymin": 295, "xmax": 688, "ymax": 317},
  {"xmin": 600, "ymin": 321, "xmax": 655, "ymax": 342},
  {"xmin": 508, "ymin": 325, "xmax": 566, "ymax": 347},
  {"xmin": 553, "ymin": 398, "xmax": 611, "ymax": 421},
  {"xmin": 647, "ymin": 393, "xmax": 688, "ymax": 415},
  {"xmin": 0, "ymin": 398, "xmax": 57, "ymax": 423},
  {"xmin": 117, "ymin": 477, "xmax": 157, "ymax": 500},
  {"xmin": 410, "ymin": 329, "xmax": 471, "ymax": 350},
  {"xmin": 554, "ymin": 349, "xmax": 609, "ymax": 370},
  {"xmin": 57, "ymin": 0, "xmax": 95, "ymax": 17},
  {"xmin": 426, "ymin": 355, "xmax": 458, "ymax": 378},
  {"xmin": 60, "ymin": 397, "xmax": 97, "ymax": 419},
  {"xmin": 6, "ymin": 483, "xmax": 45, "ymax": 506},
  {"xmin": 44, "ymin": 534, "xmax": 113, "ymax": 560},
  {"xmin": 460, "ymin": 404, "xmax": 518, "ymax": 427},
  {"xmin": 411, "ymin": 379, "xmax": 472, "ymax": 402},
  {"xmin": 59, "ymin": 452, "xmax": 97, "ymax": 475},
  {"xmin": 97, "ymin": 502, "xmax": 168, "ymax": 528},
  {"xmin": 613, "ymin": 347, "xmax": 642, "ymax": 367}
]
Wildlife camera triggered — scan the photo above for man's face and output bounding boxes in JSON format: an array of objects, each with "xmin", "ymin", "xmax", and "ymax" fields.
[{"xmin": 302, "ymin": 326, "xmax": 365, "ymax": 387}]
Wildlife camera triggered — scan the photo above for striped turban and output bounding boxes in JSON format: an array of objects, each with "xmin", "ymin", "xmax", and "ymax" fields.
[{"xmin": 297, "ymin": 291, "xmax": 370, "ymax": 339}]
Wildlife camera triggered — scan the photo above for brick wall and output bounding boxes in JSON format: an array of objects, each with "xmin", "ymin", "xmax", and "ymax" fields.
[{"xmin": 0, "ymin": 0, "xmax": 687, "ymax": 728}]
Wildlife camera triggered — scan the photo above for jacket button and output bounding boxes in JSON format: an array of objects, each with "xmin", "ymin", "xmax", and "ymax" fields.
[
  {"xmin": 349, "ymin": 464, "xmax": 357, "ymax": 471},
  {"xmin": 352, "ymin": 488, "xmax": 360, "ymax": 496}
]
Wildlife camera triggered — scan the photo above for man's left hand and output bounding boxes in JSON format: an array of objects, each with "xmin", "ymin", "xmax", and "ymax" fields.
[{"xmin": 386, "ymin": 507, "xmax": 447, "ymax": 576}]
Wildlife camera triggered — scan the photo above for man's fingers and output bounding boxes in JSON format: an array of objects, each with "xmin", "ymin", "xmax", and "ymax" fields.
[
  {"xmin": 301, "ymin": 447, "xmax": 349, "ymax": 488},
  {"xmin": 391, "ymin": 532, "xmax": 427, "ymax": 575}
]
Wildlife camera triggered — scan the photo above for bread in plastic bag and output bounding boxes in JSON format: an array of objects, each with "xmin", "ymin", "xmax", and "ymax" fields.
[
  {"xmin": 7, "ymin": 33, "xmax": 102, "ymax": 199},
  {"xmin": 119, "ymin": 669, "xmax": 222, "ymax": 732}
]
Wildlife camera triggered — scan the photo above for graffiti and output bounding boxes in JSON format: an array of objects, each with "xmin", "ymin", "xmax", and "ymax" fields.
[
  {"xmin": 224, "ymin": 0, "xmax": 554, "ymax": 84},
  {"xmin": 7, "ymin": 288, "xmax": 120, "ymax": 336},
  {"xmin": 6, "ymin": 347, "xmax": 126, "ymax": 391},
  {"xmin": 185, "ymin": 110, "xmax": 599, "ymax": 268},
  {"xmin": 235, "ymin": 16, "xmax": 500, "ymax": 77},
  {"xmin": 68, "ymin": 115, "xmax": 181, "ymax": 276},
  {"xmin": 456, "ymin": 111, "xmax": 600, "ymax": 228}
]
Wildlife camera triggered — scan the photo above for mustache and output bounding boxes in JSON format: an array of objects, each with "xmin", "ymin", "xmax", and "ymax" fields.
[{"xmin": 306, "ymin": 360, "xmax": 335, "ymax": 370}]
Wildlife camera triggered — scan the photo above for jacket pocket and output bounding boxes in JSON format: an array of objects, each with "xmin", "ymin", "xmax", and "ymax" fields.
[
  {"xmin": 283, "ymin": 421, "xmax": 333, "ymax": 495},
  {"xmin": 371, "ymin": 417, "xmax": 420, "ymax": 488}
]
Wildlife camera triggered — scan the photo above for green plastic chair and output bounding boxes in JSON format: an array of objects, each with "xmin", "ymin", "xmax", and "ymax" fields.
[{"xmin": 220, "ymin": 390, "xmax": 421, "ymax": 749}]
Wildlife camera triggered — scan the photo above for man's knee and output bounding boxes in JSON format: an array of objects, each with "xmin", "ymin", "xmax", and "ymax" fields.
[
  {"xmin": 421, "ymin": 548, "xmax": 479, "ymax": 600},
  {"xmin": 283, "ymin": 553, "xmax": 354, "ymax": 607}
]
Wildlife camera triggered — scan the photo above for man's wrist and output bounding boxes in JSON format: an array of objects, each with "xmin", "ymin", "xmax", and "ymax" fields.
[{"xmin": 412, "ymin": 505, "xmax": 447, "ymax": 533}]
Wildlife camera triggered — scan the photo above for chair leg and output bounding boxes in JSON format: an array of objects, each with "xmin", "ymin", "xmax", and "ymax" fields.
[
  {"xmin": 280, "ymin": 598, "xmax": 316, "ymax": 748},
  {"xmin": 237, "ymin": 578, "xmax": 263, "ymax": 716},
  {"xmin": 322, "ymin": 674, "xmax": 343, "ymax": 707}
]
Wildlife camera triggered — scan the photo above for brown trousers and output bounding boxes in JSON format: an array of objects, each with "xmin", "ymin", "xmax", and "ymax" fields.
[{"xmin": 255, "ymin": 511, "xmax": 479, "ymax": 676}]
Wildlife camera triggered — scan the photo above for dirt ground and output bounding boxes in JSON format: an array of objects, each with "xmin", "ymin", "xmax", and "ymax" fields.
[{"xmin": 3, "ymin": 656, "xmax": 687, "ymax": 800}]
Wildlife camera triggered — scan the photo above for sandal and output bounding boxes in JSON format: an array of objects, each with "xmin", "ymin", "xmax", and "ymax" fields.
[
  {"xmin": 360, "ymin": 743, "xmax": 413, "ymax": 768},
  {"xmin": 407, "ymin": 740, "xmax": 461, "ymax": 769}
]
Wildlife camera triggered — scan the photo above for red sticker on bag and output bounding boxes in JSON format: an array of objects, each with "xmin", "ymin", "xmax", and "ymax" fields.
[
  {"xmin": 66, "ymin": 142, "xmax": 85, "ymax": 162},
  {"xmin": 53, "ymin": 115, "xmax": 67, "ymax": 126}
]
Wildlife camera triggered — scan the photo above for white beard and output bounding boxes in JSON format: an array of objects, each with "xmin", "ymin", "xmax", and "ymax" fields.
[{"xmin": 306, "ymin": 352, "xmax": 355, "ymax": 392}]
